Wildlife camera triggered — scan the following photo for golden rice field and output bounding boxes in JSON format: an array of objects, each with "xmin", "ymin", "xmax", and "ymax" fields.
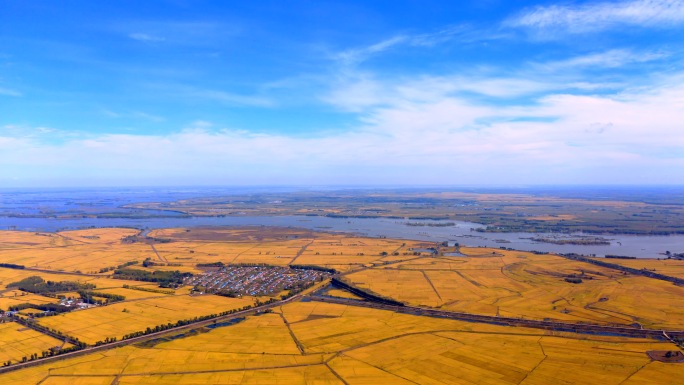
[
  {"xmin": 0, "ymin": 293, "xmax": 59, "ymax": 311},
  {"xmin": 345, "ymin": 247, "xmax": 684, "ymax": 328},
  {"xmin": 0, "ymin": 238, "xmax": 155, "ymax": 275},
  {"xmin": 92, "ymin": 286, "xmax": 170, "ymax": 300},
  {"xmin": 0, "ymin": 268, "xmax": 181, "ymax": 300},
  {"xmin": 0, "ymin": 301, "xmax": 680, "ymax": 385},
  {"xmin": 58, "ymin": 228, "xmax": 140, "ymax": 244},
  {"xmin": 147, "ymin": 228, "xmax": 427, "ymax": 269},
  {"xmin": 36, "ymin": 294, "xmax": 256, "ymax": 345},
  {"xmin": 0, "ymin": 227, "xmax": 682, "ymax": 384},
  {"xmin": 599, "ymin": 257, "xmax": 684, "ymax": 280},
  {"xmin": 152, "ymin": 312, "xmax": 301, "ymax": 355},
  {"xmin": 0, "ymin": 231, "xmax": 70, "ymax": 249},
  {"xmin": 0, "ymin": 227, "xmax": 432, "ymax": 274},
  {"xmin": 324, "ymin": 288, "xmax": 364, "ymax": 300},
  {"xmin": 0, "ymin": 322, "xmax": 72, "ymax": 364}
]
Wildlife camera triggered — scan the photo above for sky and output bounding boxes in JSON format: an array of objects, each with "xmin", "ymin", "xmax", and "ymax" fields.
[{"xmin": 1, "ymin": 0, "xmax": 684, "ymax": 187}]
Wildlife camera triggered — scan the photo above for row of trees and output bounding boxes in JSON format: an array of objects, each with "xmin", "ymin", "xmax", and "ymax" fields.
[
  {"xmin": 7, "ymin": 276, "xmax": 95, "ymax": 295},
  {"xmin": 78, "ymin": 290, "xmax": 125, "ymax": 305},
  {"xmin": 289, "ymin": 264, "xmax": 337, "ymax": 274},
  {"xmin": 3, "ymin": 288, "xmax": 298, "ymax": 368},
  {"xmin": 196, "ymin": 262, "xmax": 224, "ymax": 267},
  {"xmin": 7, "ymin": 302, "xmax": 72, "ymax": 315},
  {"xmin": 1, "ymin": 315, "xmax": 87, "ymax": 367},
  {"xmin": 117, "ymin": 303, "xmax": 258, "ymax": 342},
  {"xmin": 112, "ymin": 268, "xmax": 192, "ymax": 288},
  {"xmin": 99, "ymin": 260, "xmax": 138, "ymax": 273},
  {"xmin": 0, "ymin": 263, "xmax": 24, "ymax": 269},
  {"xmin": 122, "ymin": 284, "xmax": 174, "ymax": 295}
]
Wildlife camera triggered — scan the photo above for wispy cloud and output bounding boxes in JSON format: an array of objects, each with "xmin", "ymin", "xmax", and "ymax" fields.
[
  {"xmin": 129, "ymin": 33, "xmax": 165, "ymax": 43},
  {"xmin": 0, "ymin": 124, "xmax": 71, "ymax": 142},
  {"xmin": 335, "ymin": 36, "xmax": 407, "ymax": 65},
  {"xmin": 188, "ymin": 89, "xmax": 274, "ymax": 107},
  {"xmin": 6, "ymin": 71, "xmax": 684, "ymax": 185},
  {"xmin": 532, "ymin": 49, "xmax": 670, "ymax": 71},
  {"xmin": 507, "ymin": 0, "xmax": 684, "ymax": 34},
  {"xmin": 101, "ymin": 109, "xmax": 165, "ymax": 122},
  {"xmin": 117, "ymin": 21, "xmax": 238, "ymax": 46},
  {"xmin": 144, "ymin": 83, "xmax": 274, "ymax": 107},
  {"xmin": 323, "ymin": 69, "xmax": 624, "ymax": 113},
  {"xmin": 0, "ymin": 87, "xmax": 21, "ymax": 97},
  {"xmin": 334, "ymin": 25, "xmax": 498, "ymax": 65}
]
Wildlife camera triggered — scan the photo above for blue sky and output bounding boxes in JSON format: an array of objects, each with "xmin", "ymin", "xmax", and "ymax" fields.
[{"xmin": 1, "ymin": 0, "xmax": 683, "ymax": 187}]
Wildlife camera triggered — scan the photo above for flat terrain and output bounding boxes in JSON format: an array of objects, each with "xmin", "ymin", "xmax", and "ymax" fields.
[
  {"xmin": 127, "ymin": 188, "xmax": 684, "ymax": 235},
  {"xmin": 345, "ymin": 247, "xmax": 684, "ymax": 328},
  {"xmin": 0, "ymin": 322, "xmax": 72, "ymax": 364},
  {"xmin": 0, "ymin": 227, "xmax": 430, "ymax": 275},
  {"xmin": 0, "ymin": 302, "xmax": 681, "ymax": 385},
  {"xmin": 36, "ymin": 294, "xmax": 256, "ymax": 345},
  {"xmin": 0, "ymin": 226, "xmax": 682, "ymax": 384},
  {"xmin": 598, "ymin": 258, "xmax": 684, "ymax": 280}
]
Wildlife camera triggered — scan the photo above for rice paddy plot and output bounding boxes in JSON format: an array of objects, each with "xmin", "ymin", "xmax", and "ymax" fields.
[
  {"xmin": 344, "ymin": 247, "xmax": 684, "ymax": 328},
  {"xmin": 36, "ymin": 294, "xmax": 257, "ymax": 344},
  {"xmin": 0, "ymin": 322, "xmax": 72, "ymax": 364}
]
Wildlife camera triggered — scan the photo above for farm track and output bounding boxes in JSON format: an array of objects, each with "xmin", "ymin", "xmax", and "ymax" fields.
[
  {"xmin": 43, "ymin": 362, "xmax": 322, "ymax": 378},
  {"xmin": 149, "ymin": 244, "xmax": 168, "ymax": 263},
  {"xmin": 557, "ymin": 253, "xmax": 684, "ymax": 285},
  {"xmin": 339, "ymin": 256, "xmax": 426, "ymax": 276},
  {"xmin": 3, "ymin": 288, "xmax": 684, "ymax": 377},
  {"xmin": 324, "ymin": 362, "xmax": 350, "ymax": 385},
  {"xmin": 229, "ymin": 243, "xmax": 260, "ymax": 263},
  {"xmin": 3, "ymin": 258, "xmax": 684, "ymax": 377},
  {"xmin": 287, "ymin": 239, "xmax": 315, "ymax": 265},
  {"xmin": 278, "ymin": 308, "xmax": 306, "ymax": 354},
  {"xmin": 421, "ymin": 271, "xmax": 442, "ymax": 301}
]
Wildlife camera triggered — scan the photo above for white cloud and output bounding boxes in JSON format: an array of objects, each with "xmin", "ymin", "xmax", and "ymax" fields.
[
  {"xmin": 0, "ymin": 87, "xmax": 21, "ymax": 97},
  {"xmin": 117, "ymin": 21, "xmax": 238, "ymax": 47},
  {"xmin": 1, "ymin": 124, "xmax": 58, "ymax": 139},
  {"xmin": 190, "ymin": 89, "xmax": 274, "ymax": 107},
  {"xmin": 129, "ymin": 33, "xmax": 165, "ymax": 42},
  {"xmin": 533, "ymin": 49, "xmax": 670, "ymax": 70},
  {"xmin": 146, "ymin": 84, "xmax": 275, "ymax": 108},
  {"xmin": 3, "ymin": 72, "xmax": 684, "ymax": 185},
  {"xmin": 323, "ymin": 70, "xmax": 621, "ymax": 113},
  {"xmin": 335, "ymin": 36, "xmax": 407, "ymax": 65},
  {"xmin": 101, "ymin": 109, "xmax": 165, "ymax": 122},
  {"xmin": 507, "ymin": 0, "xmax": 684, "ymax": 34},
  {"xmin": 334, "ymin": 25, "xmax": 498, "ymax": 66}
]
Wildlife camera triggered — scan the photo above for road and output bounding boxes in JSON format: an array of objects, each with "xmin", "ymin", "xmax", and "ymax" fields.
[
  {"xmin": 2, "ymin": 278, "xmax": 682, "ymax": 375},
  {"xmin": 0, "ymin": 291, "xmax": 307, "ymax": 375},
  {"xmin": 308, "ymin": 295, "xmax": 684, "ymax": 341}
]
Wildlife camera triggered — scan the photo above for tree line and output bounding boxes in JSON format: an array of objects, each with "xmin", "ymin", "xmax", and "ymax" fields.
[
  {"xmin": 7, "ymin": 276, "xmax": 95, "ymax": 295},
  {"xmin": 112, "ymin": 268, "xmax": 192, "ymax": 288}
]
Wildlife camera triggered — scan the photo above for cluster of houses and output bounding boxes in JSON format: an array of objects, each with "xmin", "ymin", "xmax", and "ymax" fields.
[
  {"xmin": 57, "ymin": 297, "xmax": 95, "ymax": 310},
  {"xmin": 185, "ymin": 265, "xmax": 329, "ymax": 296}
]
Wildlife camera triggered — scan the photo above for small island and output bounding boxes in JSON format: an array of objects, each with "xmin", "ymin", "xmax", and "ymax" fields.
[{"xmin": 527, "ymin": 236, "xmax": 611, "ymax": 246}]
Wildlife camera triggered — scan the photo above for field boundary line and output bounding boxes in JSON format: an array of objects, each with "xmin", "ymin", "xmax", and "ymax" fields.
[{"xmin": 278, "ymin": 307, "xmax": 306, "ymax": 354}]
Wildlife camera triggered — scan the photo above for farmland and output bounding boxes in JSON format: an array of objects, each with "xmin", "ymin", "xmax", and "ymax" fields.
[
  {"xmin": 0, "ymin": 322, "xmax": 72, "ymax": 364},
  {"xmin": 0, "ymin": 301, "xmax": 681, "ymax": 385},
  {"xmin": 597, "ymin": 257, "xmax": 684, "ymax": 280},
  {"xmin": 36, "ymin": 294, "xmax": 256, "ymax": 345},
  {"xmin": 0, "ymin": 226, "xmax": 682, "ymax": 384},
  {"xmin": 345, "ymin": 247, "xmax": 684, "ymax": 328}
]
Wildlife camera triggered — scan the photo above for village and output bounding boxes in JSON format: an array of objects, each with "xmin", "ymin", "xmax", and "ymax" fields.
[{"xmin": 185, "ymin": 265, "xmax": 331, "ymax": 297}]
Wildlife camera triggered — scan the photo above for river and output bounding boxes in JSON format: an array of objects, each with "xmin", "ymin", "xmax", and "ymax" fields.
[{"xmin": 1, "ymin": 214, "xmax": 681, "ymax": 259}]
